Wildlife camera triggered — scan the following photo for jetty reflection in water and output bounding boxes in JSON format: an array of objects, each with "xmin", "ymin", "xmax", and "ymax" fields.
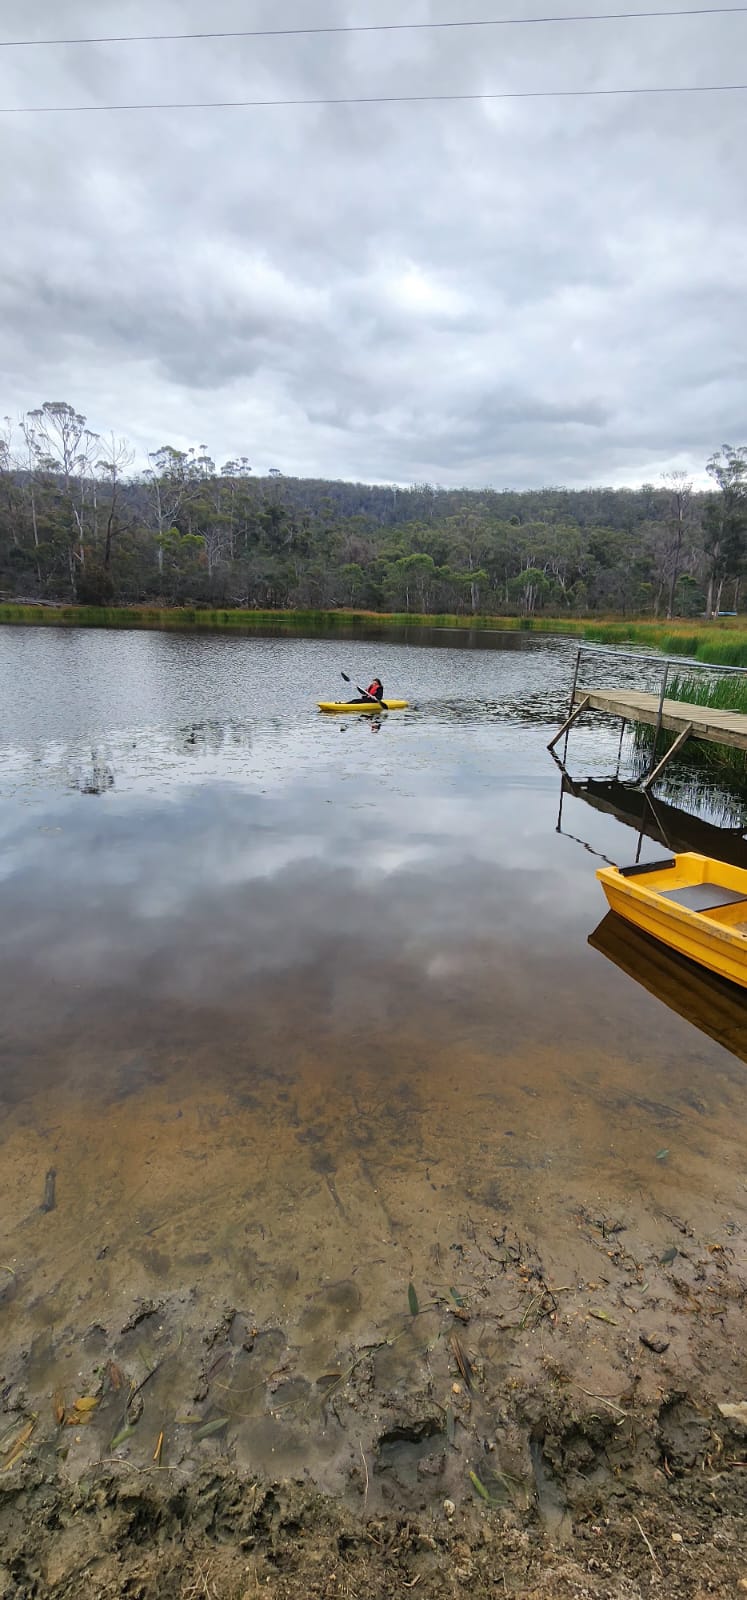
[{"xmin": 560, "ymin": 773, "xmax": 747, "ymax": 867}]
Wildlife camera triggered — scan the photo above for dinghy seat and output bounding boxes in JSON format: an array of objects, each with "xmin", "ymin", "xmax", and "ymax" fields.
[{"xmin": 658, "ymin": 883, "xmax": 747, "ymax": 913}]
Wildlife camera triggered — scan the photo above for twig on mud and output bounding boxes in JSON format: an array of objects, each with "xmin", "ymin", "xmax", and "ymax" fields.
[
  {"xmin": 449, "ymin": 1333, "xmax": 474, "ymax": 1390},
  {"xmin": 358, "ymin": 1437, "xmax": 369, "ymax": 1510},
  {"xmin": 633, "ymin": 1515, "xmax": 662, "ymax": 1573},
  {"xmin": 111, "ymin": 1348, "xmax": 170, "ymax": 1443},
  {"xmin": 520, "ymin": 1294, "xmax": 542, "ymax": 1330},
  {"xmin": 577, "ymin": 1387, "xmax": 630, "ymax": 1420},
  {"xmin": 311, "ymin": 1315, "xmax": 436, "ymax": 1410},
  {"xmin": 183, "ymin": 1558, "xmax": 220, "ymax": 1599},
  {"xmin": 403, "ymin": 1577, "xmax": 421, "ymax": 1589}
]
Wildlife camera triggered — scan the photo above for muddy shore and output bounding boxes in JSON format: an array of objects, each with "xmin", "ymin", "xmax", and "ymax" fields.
[{"xmin": 2, "ymin": 1097, "xmax": 746, "ymax": 1596}]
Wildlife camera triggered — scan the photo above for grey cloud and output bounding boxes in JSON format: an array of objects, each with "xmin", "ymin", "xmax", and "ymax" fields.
[{"xmin": 1, "ymin": 0, "xmax": 746, "ymax": 486}]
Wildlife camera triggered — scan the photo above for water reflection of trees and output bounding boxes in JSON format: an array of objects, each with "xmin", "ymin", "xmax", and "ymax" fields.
[
  {"xmin": 62, "ymin": 721, "xmax": 254, "ymax": 796},
  {"xmin": 180, "ymin": 719, "xmax": 253, "ymax": 755},
  {"xmin": 73, "ymin": 752, "xmax": 115, "ymax": 795}
]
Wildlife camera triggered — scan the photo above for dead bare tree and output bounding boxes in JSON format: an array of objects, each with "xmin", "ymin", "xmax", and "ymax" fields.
[
  {"xmin": 97, "ymin": 434, "xmax": 135, "ymax": 571},
  {"xmin": 661, "ymin": 471, "xmax": 693, "ymax": 618}
]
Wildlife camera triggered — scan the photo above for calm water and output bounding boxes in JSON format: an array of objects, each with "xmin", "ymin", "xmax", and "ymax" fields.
[
  {"xmin": 1, "ymin": 621, "xmax": 745, "ymax": 1118},
  {"xmin": 1, "ymin": 625, "xmax": 745, "ymax": 1490}
]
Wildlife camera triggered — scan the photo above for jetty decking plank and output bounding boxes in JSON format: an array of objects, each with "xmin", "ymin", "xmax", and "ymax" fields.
[{"xmin": 573, "ymin": 689, "xmax": 747, "ymax": 752}]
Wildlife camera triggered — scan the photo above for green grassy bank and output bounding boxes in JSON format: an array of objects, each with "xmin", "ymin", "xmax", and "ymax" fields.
[{"xmin": 3, "ymin": 602, "xmax": 747, "ymax": 667}]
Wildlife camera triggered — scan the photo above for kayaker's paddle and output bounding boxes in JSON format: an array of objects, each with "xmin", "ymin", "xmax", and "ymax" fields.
[{"xmin": 340, "ymin": 670, "xmax": 380, "ymax": 706}]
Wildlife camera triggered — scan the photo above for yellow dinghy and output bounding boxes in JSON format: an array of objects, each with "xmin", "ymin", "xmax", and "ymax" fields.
[
  {"xmin": 318, "ymin": 699, "xmax": 408, "ymax": 713},
  {"xmin": 596, "ymin": 852, "xmax": 747, "ymax": 989}
]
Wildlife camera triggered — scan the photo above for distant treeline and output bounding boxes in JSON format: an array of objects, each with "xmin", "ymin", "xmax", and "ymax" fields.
[{"xmin": 1, "ymin": 402, "xmax": 746, "ymax": 618}]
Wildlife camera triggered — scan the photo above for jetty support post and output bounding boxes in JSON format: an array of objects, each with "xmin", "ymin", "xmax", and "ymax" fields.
[
  {"xmin": 640, "ymin": 722, "xmax": 694, "ymax": 791},
  {"xmin": 646, "ymin": 662, "xmax": 670, "ymax": 780},
  {"xmin": 547, "ymin": 694, "xmax": 591, "ymax": 754},
  {"xmin": 615, "ymin": 717, "xmax": 627, "ymax": 777},
  {"xmin": 567, "ymin": 646, "xmax": 582, "ymax": 718}
]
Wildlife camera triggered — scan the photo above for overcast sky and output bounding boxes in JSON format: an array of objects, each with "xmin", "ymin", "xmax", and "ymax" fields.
[{"xmin": 1, "ymin": 0, "xmax": 745, "ymax": 488}]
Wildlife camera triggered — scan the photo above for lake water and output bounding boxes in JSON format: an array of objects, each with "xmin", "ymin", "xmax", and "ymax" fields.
[{"xmin": 1, "ymin": 624, "xmax": 746, "ymax": 1499}]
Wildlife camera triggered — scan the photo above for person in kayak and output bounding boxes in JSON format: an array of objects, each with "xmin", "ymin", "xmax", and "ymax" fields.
[{"xmin": 348, "ymin": 677, "xmax": 384, "ymax": 704}]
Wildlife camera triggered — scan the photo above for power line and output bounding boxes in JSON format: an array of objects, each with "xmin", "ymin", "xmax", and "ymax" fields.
[
  {"xmin": 0, "ymin": 82, "xmax": 745, "ymax": 112},
  {"xmin": 2, "ymin": 5, "xmax": 747, "ymax": 49}
]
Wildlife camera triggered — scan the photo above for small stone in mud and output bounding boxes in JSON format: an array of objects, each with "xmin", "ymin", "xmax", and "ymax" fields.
[
  {"xmin": 121, "ymin": 1301, "xmax": 162, "ymax": 1333},
  {"xmin": 40, "ymin": 1168, "xmax": 57, "ymax": 1213},
  {"xmin": 0, "ymin": 1267, "xmax": 17, "ymax": 1306},
  {"xmin": 126, "ymin": 1392, "xmax": 144, "ymax": 1425},
  {"xmin": 639, "ymin": 1333, "xmax": 670, "ymax": 1354},
  {"xmin": 443, "ymin": 1499, "xmax": 455, "ymax": 1519},
  {"xmin": 718, "ymin": 1402, "xmax": 747, "ymax": 1426}
]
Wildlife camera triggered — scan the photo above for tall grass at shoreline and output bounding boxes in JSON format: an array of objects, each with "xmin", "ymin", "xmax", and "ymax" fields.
[
  {"xmin": 2, "ymin": 602, "xmax": 747, "ymax": 667},
  {"xmin": 634, "ymin": 671, "xmax": 747, "ymax": 785}
]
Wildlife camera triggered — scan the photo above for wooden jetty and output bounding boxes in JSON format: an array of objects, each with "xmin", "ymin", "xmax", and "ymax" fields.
[
  {"xmin": 570, "ymin": 688, "xmax": 747, "ymax": 752},
  {"xmin": 548, "ymin": 647, "xmax": 747, "ymax": 789}
]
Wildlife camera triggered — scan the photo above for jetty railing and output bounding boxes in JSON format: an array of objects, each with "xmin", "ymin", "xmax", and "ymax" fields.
[{"xmin": 549, "ymin": 643, "xmax": 747, "ymax": 787}]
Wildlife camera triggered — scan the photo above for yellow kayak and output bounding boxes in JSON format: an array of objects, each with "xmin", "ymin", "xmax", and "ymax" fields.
[
  {"xmin": 597, "ymin": 852, "xmax": 747, "ymax": 988},
  {"xmin": 318, "ymin": 699, "xmax": 408, "ymax": 713}
]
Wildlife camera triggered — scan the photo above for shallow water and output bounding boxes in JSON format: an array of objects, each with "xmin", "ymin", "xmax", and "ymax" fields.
[{"xmin": 1, "ymin": 625, "xmax": 746, "ymax": 1494}]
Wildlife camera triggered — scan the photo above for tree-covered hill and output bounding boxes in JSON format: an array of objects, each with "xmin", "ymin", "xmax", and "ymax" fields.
[{"xmin": 2, "ymin": 403, "xmax": 745, "ymax": 617}]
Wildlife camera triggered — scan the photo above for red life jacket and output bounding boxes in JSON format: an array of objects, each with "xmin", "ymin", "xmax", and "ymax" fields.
[{"xmin": 367, "ymin": 681, "xmax": 382, "ymax": 699}]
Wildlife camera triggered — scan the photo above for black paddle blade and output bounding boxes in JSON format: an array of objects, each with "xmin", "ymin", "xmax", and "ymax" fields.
[{"xmin": 341, "ymin": 671, "xmax": 351, "ymax": 682}]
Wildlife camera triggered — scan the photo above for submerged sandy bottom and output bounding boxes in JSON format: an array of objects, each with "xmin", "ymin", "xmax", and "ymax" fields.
[
  {"xmin": 2, "ymin": 960, "xmax": 746, "ymax": 1595},
  {"xmin": 2, "ymin": 942, "xmax": 746, "ymax": 1507}
]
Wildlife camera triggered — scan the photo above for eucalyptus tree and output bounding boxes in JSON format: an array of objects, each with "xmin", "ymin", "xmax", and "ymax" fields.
[
  {"xmin": 22, "ymin": 402, "xmax": 99, "ymax": 595},
  {"xmin": 704, "ymin": 446, "xmax": 747, "ymax": 616}
]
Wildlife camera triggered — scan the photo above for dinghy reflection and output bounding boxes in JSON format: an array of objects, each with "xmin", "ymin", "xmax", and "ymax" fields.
[{"xmin": 589, "ymin": 911, "xmax": 747, "ymax": 1064}]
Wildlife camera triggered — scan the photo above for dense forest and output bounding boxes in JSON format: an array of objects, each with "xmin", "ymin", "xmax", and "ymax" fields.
[{"xmin": 1, "ymin": 402, "xmax": 746, "ymax": 617}]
